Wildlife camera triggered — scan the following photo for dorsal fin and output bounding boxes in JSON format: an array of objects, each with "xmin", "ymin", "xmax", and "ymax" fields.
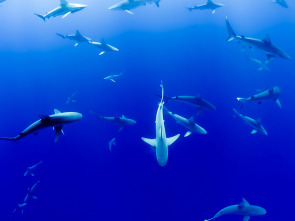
[
  {"xmin": 263, "ymin": 34, "xmax": 271, "ymax": 45},
  {"xmin": 121, "ymin": 115, "xmax": 126, "ymax": 119},
  {"xmin": 54, "ymin": 109, "xmax": 61, "ymax": 114},
  {"xmin": 188, "ymin": 116, "xmax": 195, "ymax": 124},
  {"xmin": 75, "ymin": 30, "xmax": 81, "ymax": 35},
  {"xmin": 256, "ymin": 118, "xmax": 262, "ymax": 125},
  {"xmin": 60, "ymin": 0, "xmax": 68, "ymax": 5},
  {"xmin": 242, "ymin": 198, "xmax": 250, "ymax": 206}
]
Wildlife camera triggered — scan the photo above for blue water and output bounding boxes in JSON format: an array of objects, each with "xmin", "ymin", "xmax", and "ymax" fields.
[{"xmin": 1, "ymin": 0, "xmax": 295, "ymax": 220}]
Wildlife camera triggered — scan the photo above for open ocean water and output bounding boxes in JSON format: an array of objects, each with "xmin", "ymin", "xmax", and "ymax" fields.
[{"xmin": 0, "ymin": 0, "xmax": 294, "ymax": 220}]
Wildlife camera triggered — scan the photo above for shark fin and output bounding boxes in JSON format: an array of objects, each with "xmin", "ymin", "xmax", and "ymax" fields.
[
  {"xmin": 167, "ymin": 134, "xmax": 180, "ymax": 146},
  {"xmin": 74, "ymin": 43, "xmax": 79, "ymax": 47},
  {"xmin": 242, "ymin": 198, "xmax": 250, "ymax": 206},
  {"xmin": 243, "ymin": 216, "xmax": 250, "ymax": 221},
  {"xmin": 184, "ymin": 131, "xmax": 192, "ymax": 137},
  {"xmin": 251, "ymin": 130, "xmax": 257, "ymax": 134},
  {"xmin": 188, "ymin": 116, "xmax": 195, "ymax": 124},
  {"xmin": 54, "ymin": 109, "xmax": 61, "ymax": 114},
  {"xmin": 118, "ymin": 126, "xmax": 124, "ymax": 132},
  {"xmin": 56, "ymin": 33, "xmax": 65, "ymax": 39},
  {"xmin": 263, "ymin": 34, "xmax": 271, "ymax": 45},
  {"xmin": 35, "ymin": 13, "xmax": 46, "ymax": 22},
  {"xmin": 75, "ymin": 30, "xmax": 81, "ymax": 35},
  {"xmin": 61, "ymin": 11, "xmax": 71, "ymax": 19},
  {"xmin": 54, "ymin": 126, "xmax": 63, "ymax": 143},
  {"xmin": 111, "ymin": 79, "xmax": 115, "ymax": 83},
  {"xmin": 121, "ymin": 115, "xmax": 126, "ymax": 119},
  {"xmin": 99, "ymin": 51, "xmax": 105, "ymax": 55},
  {"xmin": 212, "ymin": 9, "xmax": 216, "ymax": 14},
  {"xmin": 266, "ymin": 54, "xmax": 275, "ymax": 63},
  {"xmin": 155, "ymin": 1, "xmax": 160, "ymax": 7},
  {"xmin": 60, "ymin": 0, "xmax": 68, "ymax": 5},
  {"xmin": 32, "ymin": 196, "xmax": 38, "ymax": 200},
  {"xmin": 225, "ymin": 17, "xmax": 236, "ymax": 41},
  {"xmin": 275, "ymin": 98, "xmax": 282, "ymax": 108},
  {"xmin": 125, "ymin": 10, "xmax": 134, "ymax": 14},
  {"xmin": 141, "ymin": 137, "xmax": 156, "ymax": 147}
]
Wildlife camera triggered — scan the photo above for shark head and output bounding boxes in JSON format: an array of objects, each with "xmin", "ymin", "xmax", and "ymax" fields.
[
  {"xmin": 69, "ymin": 3, "xmax": 87, "ymax": 13},
  {"xmin": 272, "ymin": 86, "xmax": 281, "ymax": 96}
]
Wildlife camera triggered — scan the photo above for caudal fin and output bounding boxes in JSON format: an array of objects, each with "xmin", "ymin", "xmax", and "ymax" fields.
[
  {"xmin": 237, "ymin": 97, "xmax": 248, "ymax": 103},
  {"xmin": 225, "ymin": 16, "xmax": 236, "ymax": 41},
  {"xmin": 35, "ymin": 13, "xmax": 45, "ymax": 22}
]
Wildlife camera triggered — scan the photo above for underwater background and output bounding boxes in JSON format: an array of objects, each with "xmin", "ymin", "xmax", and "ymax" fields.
[{"xmin": 0, "ymin": 0, "xmax": 295, "ymax": 220}]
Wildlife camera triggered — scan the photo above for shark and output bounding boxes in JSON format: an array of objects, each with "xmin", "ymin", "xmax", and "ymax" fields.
[
  {"xmin": 187, "ymin": 0, "xmax": 224, "ymax": 14},
  {"xmin": 226, "ymin": 17, "xmax": 291, "ymax": 62},
  {"xmin": 247, "ymin": 57, "xmax": 270, "ymax": 72},
  {"xmin": 237, "ymin": 86, "xmax": 282, "ymax": 108},
  {"xmin": 90, "ymin": 111, "xmax": 136, "ymax": 132},
  {"xmin": 24, "ymin": 161, "xmax": 43, "ymax": 177},
  {"xmin": 271, "ymin": 0, "xmax": 288, "ymax": 8},
  {"xmin": 24, "ymin": 180, "xmax": 40, "ymax": 203},
  {"xmin": 205, "ymin": 198, "xmax": 266, "ymax": 221},
  {"xmin": 108, "ymin": 0, "xmax": 147, "ymax": 14},
  {"xmin": 66, "ymin": 91, "xmax": 78, "ymax": 105},
  {"xmin": 104, "ymin": 72, "xmax": 124, "ymax": 83},
  {"xmin": 144, "ymin": 0, "xmax": 161, "ymax": 8},
  {"xmin": 12, "ymin": 203, "xmax": 27, "ymax": 215},
  {"xmin": 164, "ymin": 106, "xmax": 207, "ymax": 137},
  {"xmin": 142, "ymin": 82, "xmax": 180, "ymax": 167},
  {"xmin": 0, "ymin": 109, "xmax": 82, "ymax": 143},
  {"xmin": 109, "ymin": 138, "xmax": 116, "ymax": 151},
  {"xmin": 90, "ymin": 39, "xmax": 119, "ymax": 55},
  {"xmin": 35, "ymin": 0, "xmax": 87, "ymax": 21},
  {"xmin": 233, "ymin": 108, "xmax": 268, "ymax": 135},
  {"xmin": 57, "ymin": 30, "xmax": 91, "ymax": 47}
]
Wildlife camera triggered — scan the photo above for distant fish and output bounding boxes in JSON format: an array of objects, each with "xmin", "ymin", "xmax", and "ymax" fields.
[
  {"xmin": 108, "ymin": 138, "xmax": 116, "ymax": 151},
  {"xmin": 24, "ymin": 180, "xmax": 40, "ymax": 203},
  {"xmin": 247, "ymin": 57, "xmax": 271, "ymax": 72},
  {"xmin": 104, "ymin": 72, "xmax": 124, "ymax": 83},
  {"xmin": 233, "ymin": 108, "xmax": 268, "ymax": 135},
  {"xmin": 89, "ymin": 39, "xmax": 119, "ymax": 56},
  {"xmin": 24, "ymin": 161, "xmax": 43, "ymax": 177},
  {"xmin": 35, "ymin": 0, "xmax": 87, "ymax": 21},
  {"xmin": 187, "ymin": 0, "xmax": 224, "ymax": 14},
  {"xmin": 226, "ymin": 17, "xmax": 291, "ymax": 62},
  {"xmin": 144, "ymin": 0, "xmax": 161, "ymax": 8},
  {"xmin": 237, "ymin": 86, "xmax": 282, "ymax": 108},
  {"xmin": 57, "ymin": 30, "xmax": 91, "ymax": 47},
  {"xmin": 12, "ymin": 203, "xmax": 27, "ymax": 215},
  {"xmin": 108, "ymin": 0, "xmax": 147, "ymax": 14},
  {"xmin": 270, "ymin": 0, "xmax": 288, "ymax": 8},
  {"xmin": 90, "ymin": 111, "xmax": 136, "ymax": 132},
  {"xmin": 205, "ymin": 198, "xmax": 266, "ymax": 221},
  {"xmin": 66, "ymin": 91, "xmax": 78, "ymax": 105}
]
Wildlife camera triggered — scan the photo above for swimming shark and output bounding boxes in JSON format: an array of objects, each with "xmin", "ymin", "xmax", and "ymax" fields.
[
  {"xmin": 164, "ymin": 107, "xmax": 207, "ymax": 137},
  {"xmin": 24, "ymin": 161, "xmax": 43, "ymax": 177},
  {"xmin": 35, "ymin": 0, "xmax": 87, "ymax": 21},
  {"xmin": 226, "ymin": 17, "xmax": 291, "ymax": 62},
  {"xmin": 108, "ymin": 0, "xmax": 147, "ymax": 14},
  {"xmin": 104, "ymin": 72, "xmax": 124, "ymax": 83},
  {"xmin": 109, "ymin": 138, "xmax": 116, "ymax": 151},
  {"xmin": 57, "ymin": 30, "xmax": 91, "ymax": 47},
  {"xmin": 237, "ymin": 86, "xmax": 282, "ymax": 108},
  {"xmin": 66, "ymin": 91, "xmax": 78, "ymax": 105},
  {"xmin": 90, "ymin": 111, "xmax": 136, "ymax": 132},
  {"xmin": 205, "ymin": 198, "xmax": 266, "ymax": 221},
  {"xmin": 271, "ymin": 0, "xmax": 288, "ymax": 8},
  {"xmin": 24, "ymin": 180, "xmax": 40, "ymax": 203},
  {"xmin": 247, "ymin": 57, "xmax": 270, "ymax": 72},
  {"xmin": 90, "ymin": 39, "xmax": 119, "ymax": 55},
  {"xmin": 144, "ymin": 0, "xmax": 161, "ymax": 7},
  {"xmin": 12, "ymin": 203, "xmax": 27, "ymax": 215},
  {"xmin": 0, "ymin": 109, "xmax": 82, "ymax": 143},
  {"xmin": 233, "ymin": 109, "xmax": 268, "ymax": 135},
  {"xmin": 142, "ymin": 82, "xmax": 180, "ymax": 167},
  {"xmin": 187, "ymin": 0, "xmax": 224, "ymax": 14}
]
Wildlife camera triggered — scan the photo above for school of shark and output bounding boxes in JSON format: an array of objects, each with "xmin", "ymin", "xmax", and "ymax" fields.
[{"xmin": 0, "ymin": 0, "xmax": 292, "ymax": 220}]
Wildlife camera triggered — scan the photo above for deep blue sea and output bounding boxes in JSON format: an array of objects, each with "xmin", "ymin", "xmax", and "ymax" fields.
[{"xmin": 0, "ymin": 0, "xmax": 294, "ymax": 220}]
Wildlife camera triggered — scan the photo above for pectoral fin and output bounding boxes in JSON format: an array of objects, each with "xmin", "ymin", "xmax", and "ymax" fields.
[
  {"xmin": 125, "ymin": 10, "xmax": 134, "ymax": 14},
  {"xmin": 62, "ymin": 11, "xmax": 71, "ymax": 19},
  {"xmin": 111, "ymin": 79, "xmax": 116, "ymax": 83},
  {"xmin": 275, "ymin": 98, "xmax": 282, "ymax": 108},
  {"xmin": 99, "ymin": 51, "xmax": 105, "ymax": 56},
  {"xmin": 74, "ymin": 43, "xmax": 79, "ymax": 47},
  {"xmin": 167, "ymin": 134, "xmax": 180, "ymax": 146},
  {"xmin": 118, "ymin": 126, "xmax": 124, "ymax": 132},
  {"xmin": 243, "ymin": 216, "xmax": 250, "ymax": 221},
  {"xmin": 54, "ymin": 126, "xmax": 63, "ymax": 143},
  {"xmin": 251, "ymin": 130, "xmax": 257, "ymax": 134},
  {"xmin": 141, "ymin": 137, "xmax": 156, "ymax": 147},
  {"xmin": 184, "ymin": 131, "xmax": 192, "ymax": 137}
]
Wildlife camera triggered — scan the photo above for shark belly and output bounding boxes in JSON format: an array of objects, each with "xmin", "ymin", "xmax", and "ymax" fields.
[{"xmin": 156, "ymin": 140, "xmax": 168, "ymax": 167}]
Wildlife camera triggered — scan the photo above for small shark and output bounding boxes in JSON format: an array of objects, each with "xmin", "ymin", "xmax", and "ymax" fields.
[
  {"xmin": 90, "ymin": 39, "xmax": 119, "ymax": 55},
  {"xmin": 233, "ymin": 108, "xmax": 268, "ymax": 135},
  {"xmin": 187, "ymin": 0, "xmax": 224, "ymax": 14},
  {"xmin": 108, "ymin": 0, "xmax": 147, "ymax": 14},
  {"xmin": 104, "ymin": 72, "xmax": 124, "ymax": 83},
  {"xmin": 205, "ymin": 198, "xmax": 266, "ymax": 221},
  {"xmin": 24, "ymin": 161, "xmax": 43, "ymax": 177},
  {"xmin": 57, "ymin": 30, "xmax": 91, "ymax": 47},
  {"xmin": 12, "ymin": 203, "xmax": 27, "ymax": 215},
  {"xmin": 144, "ymin": 0, "xmax": 161, "ymax": 7},
  {"xmin": 35, "ymin": 0, "xmax": 87, "ymax": 21},
  {"xmin": 247, "ymin": 57, "xmax": 270, "ymax": 72},
  {"xmin": 271, "ymin": 0, "xmax": 288, "ymax": 8},
  {"xmin": 66, "ymin": 91, "xmax": 78, "ymax": 104},
  {"xmin": 0, "ymin": 109, "xmax": 82, "ymax": 143},
  {"xmin": 91, "ymin": 111, "xmax": 136, "ymax": 132},
  {"xmin": 164, "ymin": 107, "xmax": 207, "ymax": 137},
  {"xmin": 24, "ymin": 180, "xmax": 40, "ymax": 203},
  {"xmin": 226, "ymin": 17, "xmax": 291, "ymax": 62},
  {"xmin": 142, "ymin": 82, "xmax": 180, "ymax": 167},
  {"xmin": 109, "ymin": 138, "xmax": 116, "ymax": 151},
  {"xmin": 237, "ymin": 86, "xmax": 282, "ymax": 108}
]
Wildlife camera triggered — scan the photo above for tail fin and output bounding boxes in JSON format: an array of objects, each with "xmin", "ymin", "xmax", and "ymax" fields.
[
  {"xmin": 35, "ymin": 13, "xmax": 45, "ymax": 22},
  {"xmin": 155, "ymin": 1, "xmax": 160, "ymax": 7},
  {"xmin": 225, "ymin": 16, "xmax": 236, "ymax": 41}
]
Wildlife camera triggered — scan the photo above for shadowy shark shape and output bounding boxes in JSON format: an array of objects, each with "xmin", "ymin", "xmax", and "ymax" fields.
[
  {"xmin": 24, "ymin": 161, "xmax": 43, "ymax": 177},
  {"xmin": 24, "ymin": 180, "xmax": 40, "ymax": 203},
  {"xmin": 90, "ymin": 39, "xmax": 119, "ymax": 55},
  {"xmin": 57, "ymin": 30, "xmax": 91, "ymax": 46},
  {"xmin": 187, "ymin": 0, "xmax": 224, "ymax": 14},
  {"xmin": 104, "ymin": 72, "xmax": 124, "ymax": 83}
]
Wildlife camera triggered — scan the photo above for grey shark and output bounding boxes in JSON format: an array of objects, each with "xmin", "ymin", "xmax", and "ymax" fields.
[
  {"xmin": 90, "ymin": 39, "xmax": 119, "ymax": 55},
  {"xmin": 108, "ymin": 0, "xmax": 147, "ymax": 14},
  {"xmin": 91, "ymin": 111, "xmax": 136, "ymax": 132},
  {"xmin": 12, "ymin": 203, "xmax": 27, "ymax": 215},
  {"xmin": 24, "ymin": 161, "xmax": 43, "ymax": 177},
  {"xmin": 109, "ymin": 138, "xmax": 116, "ymax": 151},
  {"xmin": 233, "ymin": 109, "xmax": 268, "ymax": 135},
  {"xmin": 24, "ymin": 180, "xmax": 40, "ymax": 203},
  {"xmin": 248, "ymin": 57, "xmax": 270, "ymax": 72},
  {"xmin": 164, "ymin": 107, "xmax": 207, "ymax": 137},
  {"xmin": 57, "ymin": 30, "xmax": 91, "ymax": 47},
  {"xmin": 226, "ymin": 17, "xmax": 291, "ymax": 62},
  {"xmin": 0, "ymin": 109, "xmax": 82, "ymax": 143},
  {"xmin": 144, "ymin": 0, "xmax": 161, "ymax": 7},
  {"xmin": 104, "ymin": 72, "xmax": 124, "ymax": 83},
  {"xmin": 35, "ymin": 0, "xmax": 87, "ymax": 21},
  {"xmin": 142, "ymin": 82, "xmax": 180, "ymax": 167},
  {"xmin": 66, "ymin": 91, "xmax": 78, "ymax": 104},
  {"xmin": 187, "ymin": 0, "xmax": 224, "ymax": 14},
  {"xmin": 205, "ymin": 198, "xmax": 266, "ymax": 221},
  {"xmin": 237, "ymin": 86, "xmax": 282, "ymax": 108},
  {"xmin": 271, "ymin": 0, "xmax": 288, "ymax": 8}
]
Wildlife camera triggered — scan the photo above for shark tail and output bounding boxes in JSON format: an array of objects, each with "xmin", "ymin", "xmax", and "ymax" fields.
[
  {"xmin": 225, "ymin": 16, "xmax": 236, "ymax": 41},
  {"xmin": 56, "ymin": 33, "xmax": 65, "ymax": 39},
  {"xmin": 35, "ymin": 13, "xmax": 46, "ymax": 22},
  {"xmin": 187, "ymin": 7, "xmax": 193, "ymax": 12}
]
